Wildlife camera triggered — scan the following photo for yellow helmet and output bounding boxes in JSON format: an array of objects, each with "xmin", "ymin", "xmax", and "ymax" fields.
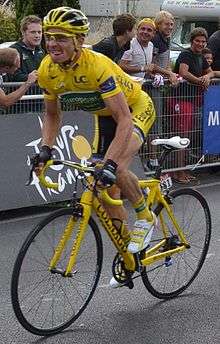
[{"xmin": 43, "ymin": 7, "xmax": 90, "ymax": 35}]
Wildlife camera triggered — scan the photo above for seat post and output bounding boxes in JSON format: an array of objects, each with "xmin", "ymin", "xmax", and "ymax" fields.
[{"xmin": 154, "ymin": 146, "xmax": 173, "ymax": 179}]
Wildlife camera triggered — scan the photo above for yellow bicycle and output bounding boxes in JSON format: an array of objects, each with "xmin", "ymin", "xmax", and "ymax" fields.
[{"xmin": 11, "ymin": 136, "xmax": 211, "ymax": 336}]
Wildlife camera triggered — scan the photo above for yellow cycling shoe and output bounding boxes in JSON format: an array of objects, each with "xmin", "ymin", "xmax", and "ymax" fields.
[{"xmin": 127, "ymin": 213, "xmax": 157, "ymax": 254}]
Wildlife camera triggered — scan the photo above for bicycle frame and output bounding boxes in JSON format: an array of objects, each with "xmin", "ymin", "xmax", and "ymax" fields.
[{"xmin": 47, "ymin": 172, "xmax": 190, "ymax": 277}]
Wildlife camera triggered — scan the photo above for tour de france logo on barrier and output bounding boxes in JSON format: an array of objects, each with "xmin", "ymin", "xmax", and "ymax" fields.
[{"xmin": 26, "ymin": 116, "xmax": 90, "ymax": 201}]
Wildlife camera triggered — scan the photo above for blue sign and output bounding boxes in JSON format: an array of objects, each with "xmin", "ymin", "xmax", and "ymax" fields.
[{"xmin": 203, "ymin": 85, "xmax": 220, "ymax": 154}]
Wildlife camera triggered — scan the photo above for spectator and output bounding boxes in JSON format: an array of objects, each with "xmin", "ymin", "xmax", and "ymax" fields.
[
  {"xmin": 152, "ymin": 10, "xmax": 175, "ymax": 69},
  {"xmin": 0, "ymin": 48, "xmax": 37, "ymax": 107},
  {"xmin": 202, "ymin": 47, "xmax": 213, "ymax": 67},
  {"xmin": 173, "ymin": 27, "xmax": 213, "ymax": 86},
  {"xmin": 119, "ymin": 18, "xmax": 178, "ymax": 82},
  {"xmin": 119, "ymin": 17, "xmax": 178, "ymax": 171},
  {"xmin": 201, "ymin": 48, "xmax": 220, "ymax": 78},
  {"xmin": 6, "ymin": 15, "xmax": 44, "ymax": 82},
  {"xmin": 92, "ymin": 13, "xmax": 136, "ymax": 63},
  {"xmin": 208, "ymin": 29, "xmax": 220, "ymax": 70},
  {"xmin": 150, "ymin": 11, "xmax": 176, "ymax": 170},
  {"xmin": 171, "ymin": 27, "xmax": 215, "ymax": 183},
  {"xmin": 119, "ymin": 18, "xmax": 155, "ymax": 78},
  {"xmin": 92, "ymin": 14, "xmax": 136, "ymax": 171}
]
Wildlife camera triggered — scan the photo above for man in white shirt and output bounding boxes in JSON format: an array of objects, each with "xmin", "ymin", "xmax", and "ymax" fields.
[{"xmin": 119, "ymin": 18, "xmax": 155, "ymax": 78}]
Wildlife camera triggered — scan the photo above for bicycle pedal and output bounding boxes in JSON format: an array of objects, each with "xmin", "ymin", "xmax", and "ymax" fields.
[
  {"xmin": 165, "ymin": 256, "xmax": 173, "ymax": 267},
  {"xmin": 125, "ymin": 280, "xmax": 134, "ymax": 289},
  {"xmin": 50, "ymin": 268, "xmax": 72, "ymax": 277}
]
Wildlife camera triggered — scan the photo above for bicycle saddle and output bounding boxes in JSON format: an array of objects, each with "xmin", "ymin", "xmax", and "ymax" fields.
[{"xmin": 151, "ymin": 136, "xmax": 190, "ymax": 149}]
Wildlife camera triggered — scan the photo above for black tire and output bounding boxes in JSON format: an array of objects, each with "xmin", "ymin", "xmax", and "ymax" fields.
[
  {"xmin": 11, "ymin": 208, "xmax": 103, "ymax": 336},
  {"xmin": 141, "ymin": 188, "xmax": 211, "ymax": 299}
]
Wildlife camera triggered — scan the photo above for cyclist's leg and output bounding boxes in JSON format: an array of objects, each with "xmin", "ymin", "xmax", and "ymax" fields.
[
  {"xmin": 114, "ymin": 91, "xmax": 157, "ymax": 253},
  {"xmin": 114, "ymin": 90, "xmax": 156, "ymax": 206},
  {"xmin": 92, "ymin": 114, "xmax": 129, "ymax": 240},
  {"xmin": 108, "ymin": 91, "xmax": 156, "ymax": 286}
]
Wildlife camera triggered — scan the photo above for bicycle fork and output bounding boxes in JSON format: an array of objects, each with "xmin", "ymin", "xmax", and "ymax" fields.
[{"xmin": 49, "ymin": 202, "xmax": 92, "ymax": 277}]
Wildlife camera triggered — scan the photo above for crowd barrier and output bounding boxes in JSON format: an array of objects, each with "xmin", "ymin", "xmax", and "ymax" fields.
[
  {"xmin": 0, "ymin": 80, "xmax": 219, "ymax": 211},
  {"xmin": 3, "ymin": 80, "xmax": 219, "ymax": 170},
  {"xmin": 142, "ymin": 79, "xmax": 220, "ymax": 173}
]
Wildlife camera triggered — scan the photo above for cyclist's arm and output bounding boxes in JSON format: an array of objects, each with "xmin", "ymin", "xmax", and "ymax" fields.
[
  {"xmin": 103, "ymin": 92, "xmax": 134, "ymax": 164},
  {"xmin": 41, "ymin": 98, "xmax": 62, "ymax": 148}
]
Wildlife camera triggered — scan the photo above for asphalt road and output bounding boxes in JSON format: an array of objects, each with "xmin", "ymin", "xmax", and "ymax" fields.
[{"xmin": 0, "ymin": 171, "xmax": 220, "ymax": 344}]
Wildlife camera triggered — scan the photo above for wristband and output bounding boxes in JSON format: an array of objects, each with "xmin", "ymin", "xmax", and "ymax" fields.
[{"xmin": 104, "ymin": 159, "xmax": 118, "ymax": 172}]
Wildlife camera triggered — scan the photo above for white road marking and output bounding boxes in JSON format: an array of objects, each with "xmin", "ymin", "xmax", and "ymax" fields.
[
  {"xmin": 195, "ymin": 181, "xmax": 220, "ymax": 189},
  {"xmin": 98, "ymin": 284, "xmax": 110, "ymax": 288}
]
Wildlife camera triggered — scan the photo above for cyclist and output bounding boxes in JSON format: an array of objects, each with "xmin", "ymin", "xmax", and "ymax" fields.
[{"xmin": 36, "ymin": 7, "xmax": 157, "ymax": 287}]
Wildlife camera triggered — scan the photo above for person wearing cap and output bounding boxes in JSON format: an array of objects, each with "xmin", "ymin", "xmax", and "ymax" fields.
[
  {"xmin": 119, "ymin": 18, "xmax": 178, "ymax": 84},
  {"xmin": 35, "ymin": 7, "xmax": 158, "ymax": 287}
]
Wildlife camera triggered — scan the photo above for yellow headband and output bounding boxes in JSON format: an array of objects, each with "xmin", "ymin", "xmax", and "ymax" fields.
[{"xmin": 137, "ymin": 18, "xmax": 156, "ymax": 29}]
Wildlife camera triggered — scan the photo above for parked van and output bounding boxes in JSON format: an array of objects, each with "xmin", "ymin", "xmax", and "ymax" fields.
[{"xmin": 161, "ymin": 0, "xmax": 220, "ymax": 64}]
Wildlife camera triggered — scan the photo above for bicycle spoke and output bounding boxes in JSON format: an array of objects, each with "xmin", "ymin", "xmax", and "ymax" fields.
[
  {"xmin": 141, "ymin": 189, "xmax": 211, "ymax": 299},
  {"xmin": 11, "ymin": 209, "xmax": 102, "ymax": 335}
]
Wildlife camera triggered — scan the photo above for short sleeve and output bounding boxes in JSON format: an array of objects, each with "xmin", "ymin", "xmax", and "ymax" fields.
[
  {"xmin": 121, "ymin": 49, "xmax": 133, "ymax": 62},
  {"xmin": 95, "ymin": 61, "xmax": 122, "ymax": 100},
  {"xmin": 38, "ymin": 58, "xmax": 57, "ymax": 101},
  {"xmin": 177, "ymin": 51, "xmax": 192, "ymax": 66}
]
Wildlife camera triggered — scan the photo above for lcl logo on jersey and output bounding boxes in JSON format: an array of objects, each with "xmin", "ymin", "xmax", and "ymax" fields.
[{"xmin": 73, "ymin": 75, "xmax": 88, "ymax": 83}]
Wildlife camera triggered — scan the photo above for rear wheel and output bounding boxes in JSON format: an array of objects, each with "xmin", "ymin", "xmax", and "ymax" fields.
[
  {"xmin": 11, "ymin": 207, "xmax": 103, "ymax": 336},
  {"xmin": 141, "ymin": 188, "xmax": 211, "ymax": 299}
]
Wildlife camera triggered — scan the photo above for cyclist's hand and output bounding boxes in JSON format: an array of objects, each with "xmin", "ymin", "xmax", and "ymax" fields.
[
  {"xmin": 95, "ymin": 159, "xmax": 117, "ymax": 188},
  {"xmin": 32, "ymin": 145, "xmax": 53, "ymax": 176}
]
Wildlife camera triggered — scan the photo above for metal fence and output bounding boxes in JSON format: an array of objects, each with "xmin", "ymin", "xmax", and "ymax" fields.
[
  {"xmin": 2, "ymin": 81, "xmax": 220, "ymax": 173},
  {"xmin": 141, "ymin": 79, "xmax": 220, "ymax": 173}
]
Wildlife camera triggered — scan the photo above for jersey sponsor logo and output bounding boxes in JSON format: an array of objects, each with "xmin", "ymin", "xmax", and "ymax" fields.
[
  {"xmin": 116, "ymin": 75, "xmax": 134, "ymax": 91},
  {"xmin": 99, "ymin": 76, "xmax": 116, "ymax": 93},
  {"xmin": 59, "ymin": 91, "xmax": 105, "ymax": 112},
  {"xmin": 96, "ymin": 204, "xmax": 127, "ymax": 252},
  {"xmin": 73, "ymin": 75, "xmax": 88, "ymax": 83}
]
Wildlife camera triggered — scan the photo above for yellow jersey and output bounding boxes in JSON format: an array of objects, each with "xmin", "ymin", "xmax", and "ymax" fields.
[{"xmin": 38, "ymin": 48, "xmax": 142, "ymax": 116}]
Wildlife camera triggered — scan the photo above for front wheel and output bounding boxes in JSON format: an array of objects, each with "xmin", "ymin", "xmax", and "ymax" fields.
[
  {"xmin": 141, "ymin": 188, "xmax": 211, "ymax": 299},
  {"xmin": 11, "ymin": 208, "xmax": 103, "ymax": 336}
]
